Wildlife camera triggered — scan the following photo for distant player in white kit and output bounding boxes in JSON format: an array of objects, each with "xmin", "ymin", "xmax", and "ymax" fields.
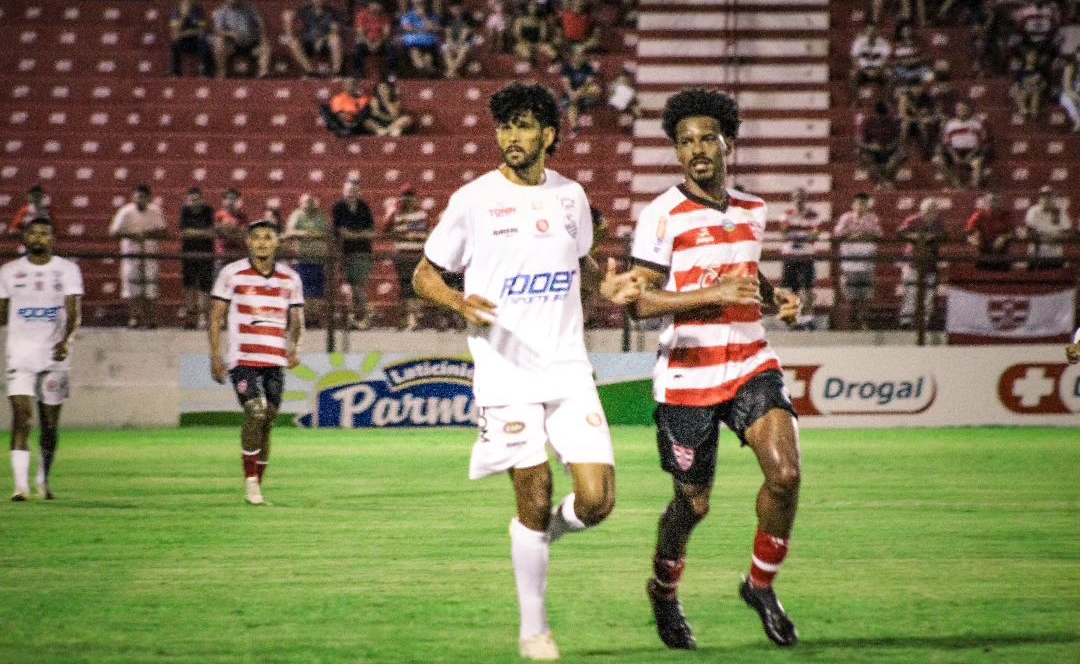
[
  {"xmin": 209, "ymin": 218, "xmax": 304, "ymax": 506},
  {"xmin": 0, "ymin": 217, "xmax": 83, "ymax": 501},
  {"xmin": 413, "ymin": 82, "xmax": 616, "ymax": 661}
]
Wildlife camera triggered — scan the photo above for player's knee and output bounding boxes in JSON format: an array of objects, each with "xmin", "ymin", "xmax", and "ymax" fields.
[
  {"xmin": 766, "ymin": 463, "xmax": 801, "ymax": 500},
  {"xmin": 675, "ymin": 489, "xmax": 710, "ymax": 521},
  {"xmin": 243, "ymin": 397, "xmax": 270, "ymax": 424}
]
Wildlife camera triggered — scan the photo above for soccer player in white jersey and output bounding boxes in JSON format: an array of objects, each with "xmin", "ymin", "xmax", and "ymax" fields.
[
  {"xmin": 603, "ymin": 88, "xmax": 803, "ymax": 649},
  {"xmin": 0, "ymin": 217, "xmax": 82, "ymax": 501},
  {"xmin": 209, "ymin": 218, "xmax": 304, "ymax": 505},
  {"xmin": 413, "ymin": 82, "xmax": 616, "ymax": 661}
]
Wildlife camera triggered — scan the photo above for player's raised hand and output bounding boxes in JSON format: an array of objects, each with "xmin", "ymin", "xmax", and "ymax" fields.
[
  {"xmin": 461, "ymin": 293, "xmax": 498, "ymax": 326},
  {"xmin": 600, "ymin": 258, "xmax": 645, "ymax": 305},
  {"xmin": 774, "ymin": 288, "xmax": 801, "ymax": 325},
  {"xmin": 705, "ymin": 276, "xmax": 761, "ymax": 307}
]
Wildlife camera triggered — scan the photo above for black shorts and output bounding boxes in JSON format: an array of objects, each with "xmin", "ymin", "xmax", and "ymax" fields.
[
  {"xmin": 781, "ymin": 258, "xmax": 815, "ymax": 293},
  {"xmin": 181, "ymin": 258, "xmax": 214, "ymax": 292},
  {"xmin": 229, "ymin": 366, "xmax": 285, "ymax": 410},
  {"xmin": 655, "ymin": 369, "xmax": 797, "ymax": 487}
]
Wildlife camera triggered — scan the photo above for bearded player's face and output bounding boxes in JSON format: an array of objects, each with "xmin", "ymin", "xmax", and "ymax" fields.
[
  {"xmin": 674, "ymin": 115, "xmax": 730, "ymax": 189},
  {"xmin": 24, "ymin": 222, "xmax": 54, "ymax": 258},
  {"xmin": 496, "ymin": 111, "xmax": 552, "ymax": 170}
]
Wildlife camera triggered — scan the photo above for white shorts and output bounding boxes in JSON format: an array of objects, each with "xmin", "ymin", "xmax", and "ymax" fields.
[
  {"xmin": 469, "ymin": 387, "xmax": 614, "ymax": 480},
  {"xmin": 6, "ymin": 369, "xmax": 70, "ymax": 406},
  {"xmin": 121, "ymin": 257, "xmax": 160, "ymax": 299}
]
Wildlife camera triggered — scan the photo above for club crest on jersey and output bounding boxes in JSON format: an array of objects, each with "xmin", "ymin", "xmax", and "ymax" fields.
[
  {"xmin": 503, "ymin": 421, "xmax": 525, "ymax": 434},
  {"xmin": 672, "ymin": 444, "xmax": 695, "ymax": 471},
  {"xmin": 586, "ymin": 412, "xmax": 603, "ymax": 427},
  {"xmin": 535, "ymin": 219, "xmax": 549, "ymax": 233}
]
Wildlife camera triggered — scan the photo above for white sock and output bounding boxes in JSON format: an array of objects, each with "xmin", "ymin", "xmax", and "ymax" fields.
[
  {"xmin": 35, "ymin": 463, "xmax": 45, "ymax": 486},
  {"xmin": 510, "ymin": 517, "xmax": 550, "ymax": 641},
  {"xmin": 547, "ymin": 493, "xmax": 588, "ymax": 543},
  {"xmin": 11, "ymin": 449, "xmax": 30, "ymax": 493}
]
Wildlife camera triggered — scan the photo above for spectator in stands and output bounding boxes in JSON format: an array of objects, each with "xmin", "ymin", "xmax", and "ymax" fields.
[
  {"xmin": 400, "ymin": 0, "xmax": 442, "ymax": 76},
  {"xmin": 332, "ymin": 178, "xmax": 377, "ymax": 329},
  {"xmin": 932, "ymin": 100, "xmax": 989, "ymax": 190},
  {"xmin": 833, "ymin": 192, "xmax": 883, "ymax": 331},
  {"xmin": 354, "ymin": 0, "xmax": 393, "ymax": 78},
  {"xmin": 560, "ymin": 0, "xmax": 602, "ymax": 55},
  {"xmin": 889, "ymin": 22, "xmax": 931, "ymax": 93},
  {"xmin": 560, "ymin": 46, "xmax": 603, "ymax": 135},
  {"xmin": 484, "ymin": 0, "xmax": 510, "ymax": 55},
  {"xmin": 897, "ymin": 197, "xmax": 947, "ymax": 330},
  {"xmin": 10, "ymin": 184, "xmax": 49, "ymax": 235},
  {"xmin": 282, "ymin": 0, "xmax": 343, "ymax": 78},
  {"xmin": 214, "ymin": 188, "xmax": 248, "ymax": 264},
  {"xmin": 382, "ymin": 184, "xmax": 429, "ymax": 330},
  {"xmin": 179, "ymin": 187, "xmax": 217, "ymax": 329},
  {"xmin": 780, "ymin": 188, "xmax": 824, "ymax": 331},
  {"xmin": 512, "ymin": 1, "xmax": 558, "ymax": 65},
  {"xmin": 322, "ymin": 77, "xmax": 376, "ymax": 136},
  {"xmin": 1060, "ymin": 48, "xmax": 1080, "ymax": 133},
  {"xmin": 211, "ymin": 0, "xmax": 270, "ymax": 78},
  {"xmin": 1012, "ymin": 0, "xmax": 1061, "ymax": 66},
  {"xmin": 856, "ymin": 99, "xmax": 905, "ymax": 188},
  {"xmin": 441, "ymin": 2, "xmax": 477, "ymax": 78},
  {"xmin": 607, "ymin": 66, "xmax": 641, "ymax": 127},
  {"xmin": 1013, "ymin": 48, "xmax": 1049, "ymax": 123},
  {"xmin": 849, "ymin": 23, "xmax": 892, "ymax": 102},
  {"xmin": 109, "ymin": 184, "xmax": 168, "ymax": 329},
  {"xmin": 367, "ymin": 74, "xmax": 415, "ymax": 136},
  {"xmin": 965, "ymin": 192, "xmax": 1016, "ymax": 271},
  {"xmin": 170, "ymin": 0, "xmax": 215, "ymax": 77},
  {"xmin": 1024, "ymin": 185, "xmax": 1073, "ymax": 270},
  {"xmin": 284, "ymin": 194, "xmax": 332, "ymax": 328}
]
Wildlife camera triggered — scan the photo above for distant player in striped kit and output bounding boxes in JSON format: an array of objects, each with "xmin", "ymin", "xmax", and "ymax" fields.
[
  {"xmin": 604, "ymin": 88, "xmax": 803, "ymax": 649},
  {"xmin": 209, "ymin": 218, "xmax": 304, "ymax": 505}
]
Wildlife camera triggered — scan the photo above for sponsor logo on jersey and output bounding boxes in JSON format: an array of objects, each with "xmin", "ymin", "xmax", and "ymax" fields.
[
  {"xmin": 503, "ymin": 421, "xmax": 525, "ymax": 434},
  {"xmin": 16, "ymin": 306, "xmax": 61, "ymax": 322},
  {"xmin": 694, "ymin": 227, "xmax": 713, "ymax": 245},
  {"xmin": 492, "ymin": 227, "xmax": 518, "ymax": 237},
  {"xmin": 500, "ymin": 270, "xmax": 576, "ymax": 303},
  {"xmin": 489, "ymin": 206, "xmax": 516, "ymax": 218}
]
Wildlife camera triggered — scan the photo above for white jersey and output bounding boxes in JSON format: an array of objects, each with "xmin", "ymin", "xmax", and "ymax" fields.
[
  {"xmin": 211, "ymin": 259, "xmax": 304, "ymax": 369},
  {"xmin": 424, "ymin": 168, "xmax": 594, "ymax": 406},
  {"xmin": 109, "ymin": 202, "xmax": 166, "ymax": 256},
  {"xmin": 0, "ymin": 256, "xmax": 83, "ymax": 372}
]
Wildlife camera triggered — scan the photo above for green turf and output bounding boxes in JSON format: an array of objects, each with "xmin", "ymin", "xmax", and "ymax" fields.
[{"xmin": 1, "ymin": 427, "xmax": 1078, "ymax": 663}]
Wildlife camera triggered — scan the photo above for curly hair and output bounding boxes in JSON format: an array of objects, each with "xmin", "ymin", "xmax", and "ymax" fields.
[
  {"xmin": 489, "ymin": 82, "xmax": 561, "ymax": 155},
  {"xmin": 660, "ymin": 88, "xmax": 741, "ymax": 143}
]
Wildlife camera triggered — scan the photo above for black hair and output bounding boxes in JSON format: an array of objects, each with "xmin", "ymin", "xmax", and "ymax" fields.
[
  {"xmin": 134, "ymin": 183, "xmax": 151, "ymax": 196},
  {"xmin": 853, "ymin": 192, "xmax": 872, "ymax": 201},
  {"xmin": 489, "ymin": 82, "xmax": 561, "ymax": 155},
  {"xmin": 224, "ymin": 187, "xmax": 240, "ymax": 197},
  {"xmin": 25, "ymin": 216, "xmax": 52, "ymax": 229},
  {"xmin": 28, "ymin": 184, "xmax": 44, "ymax": 195},
  {"xmin": 187, "ymin": 186, "xmax": 202, "ymax": 195},
  {"xmin": 661, "ymin": 88, "xmax": 741, "ymax": 143}
]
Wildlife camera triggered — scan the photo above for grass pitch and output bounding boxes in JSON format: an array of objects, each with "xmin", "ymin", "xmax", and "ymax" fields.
[{"xmin": 1, "ymin": 426, "xmax": 1078, "ymax": 664}]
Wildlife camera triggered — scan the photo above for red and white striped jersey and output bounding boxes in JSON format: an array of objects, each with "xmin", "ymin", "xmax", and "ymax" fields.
[
  {"xmin": 631, "ymin": 185, "xmax": 781, "ymax": 407},
  {"xmin": 941, "ymin": 116, "xmax": 986, "ymax": 152},
  {"xmin": 211, "ymin": 259, "xmax": 304, "ymax": 369}
]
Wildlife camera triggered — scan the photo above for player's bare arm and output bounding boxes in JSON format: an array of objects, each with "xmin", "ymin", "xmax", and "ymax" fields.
[
  {"xmin": 52, "ymin": 294, "xmax": 81, "ymax": 361},
  {"xmin": 286, "ymin": 305, "xmax": 304, "ymax": 369},
  {"xmin": 413, "ymin": 257, "xmax": 497, "ymax": 326},
  {"xmin": 627, "ymin": 264, "xmax": 761, "ymax": 320},
  {"xmin": 599, "ymin": 257, "xmax": 646, "ymax": 305},
  {"xmin": 0, "ymin": 298, "xmax": 7, "ymax": 326},
  {"xmin": 208, "ymin": 298, "xmax": 229, "ymax": 384}
]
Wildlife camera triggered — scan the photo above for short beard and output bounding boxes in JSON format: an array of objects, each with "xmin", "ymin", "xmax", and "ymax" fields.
[
  {"xmin": 502, "ymin": 148, "xmax": 541, "ymax": 172},
  {"xmin": 27, "ymin": 244, "xmax": 48, "ymax": 257}
]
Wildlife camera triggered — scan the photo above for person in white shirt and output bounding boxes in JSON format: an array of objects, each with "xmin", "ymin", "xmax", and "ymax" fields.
[
  {"xmin": 1024, "ymin": 185, "xmax": 1072, "ymax": 270},
  {"xmin": 413, "ymin": 82, "xmax": 616, "ymax": 662},
  {"xmin": 109, "ymin": 184, "xmax": 168, "ymax": 329},
  {"xmin": 0, "ymin": 217, "xmax": 83, "ymax": 501},
  {"xmin": 849, "ymin": 23, "xmax": 892, "ymax": 97}
]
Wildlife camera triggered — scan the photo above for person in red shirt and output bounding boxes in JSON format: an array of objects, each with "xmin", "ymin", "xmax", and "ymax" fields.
[
  {"xmin": 353, "ymin": 0, "xmax": 392, "ymax": 78},
  {"xmin": 10, "ymin": 184, "xmax": 49, "ymax": 235},
  {"xmin": 965, "ymin": 192, "xmax": 1016, "ymax": 271},
  {"xmin": 214, "ymin": 188, "xmax": 248, "ymax": 265},
  {"xmin": 323, "ymin": 77, "xmax": 376, "ymax": 136},
  {"xmin": 560, "ymin": 0, "xmax": 601, "ymax": 54}
]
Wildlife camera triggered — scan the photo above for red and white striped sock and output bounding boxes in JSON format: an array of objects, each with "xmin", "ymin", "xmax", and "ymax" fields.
[
  {"xmin": 651, "ymin": 556, "xmax": 686, "ymax": 599},
  {"xmin": 749, "ymin": 529, "xmax": 789, "ymax": 588}
]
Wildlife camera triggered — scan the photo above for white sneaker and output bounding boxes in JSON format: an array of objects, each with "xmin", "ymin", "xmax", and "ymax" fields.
[
  {"xmin": 244, "ymin": 477, "xmax": 265, "ymax": 505},
  {"xmin": 519, "ymin": 632, "xmax": 560, "ymax": 661}
]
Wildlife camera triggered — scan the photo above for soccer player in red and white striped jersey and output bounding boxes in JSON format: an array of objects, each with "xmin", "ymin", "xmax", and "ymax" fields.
[
  {"xmin": 605, "ymin": 88, "xmax": 802, "ymax": 649},
  {"xmin": 209, "ymin": 218, "xmax": 304, "ymax": 505}
]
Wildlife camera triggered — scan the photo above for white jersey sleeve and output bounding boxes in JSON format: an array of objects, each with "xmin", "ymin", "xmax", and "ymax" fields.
[
  {"xmin": 424, "ymin": 190, "xmax": 472, "ymax": 273},
  {"xmin": 630, "ymin": 197, "xmax": 673, "ymax": 270},
  {"xmin": 64, "ymin": 259, "xmax": 84, "ymax": 296},
  {"xmin": 573, "ymin": 185, "xmax": 593, "ymax": 259}
]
